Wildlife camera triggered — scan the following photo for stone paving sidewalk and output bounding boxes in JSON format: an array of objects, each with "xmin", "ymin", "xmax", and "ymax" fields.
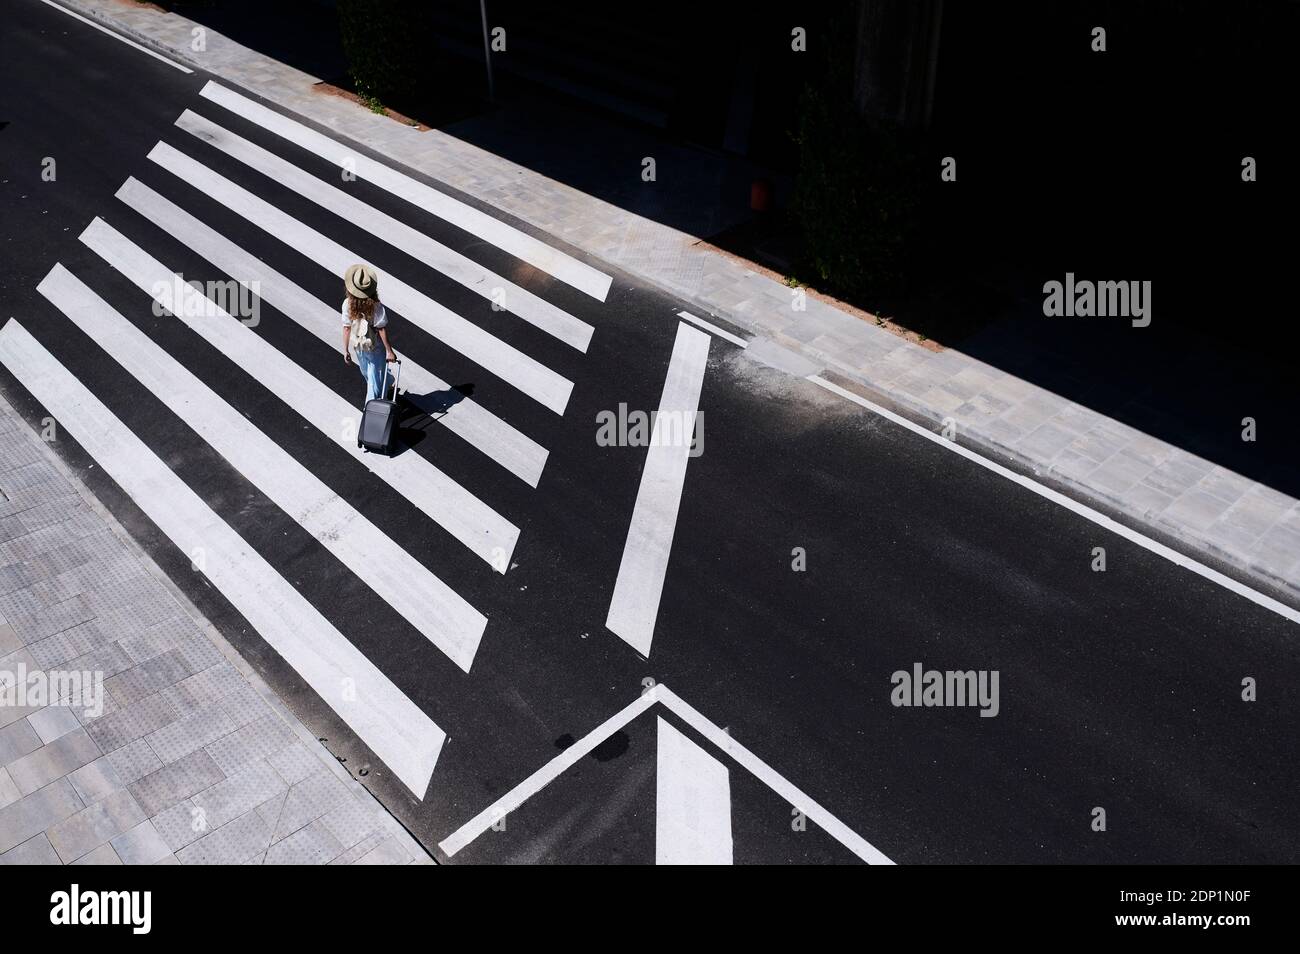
[
  {"xmin": 47, "ymin": 0, "xmax": 1300, "ymax": 606},
  {"xmin": 0, "ymin": 394, "xmax": 430, "ymax": 865}
]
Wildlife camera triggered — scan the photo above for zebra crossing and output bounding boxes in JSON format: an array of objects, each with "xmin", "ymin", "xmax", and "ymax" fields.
[{"xmin": 0, "ymin": 81, "xmax": 614, "ymax": 800}]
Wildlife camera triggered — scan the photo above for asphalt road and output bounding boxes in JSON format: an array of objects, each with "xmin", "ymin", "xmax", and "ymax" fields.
[{"xmin": 1, "ymin": 0, "xmax": 1296, "ymax": 864}]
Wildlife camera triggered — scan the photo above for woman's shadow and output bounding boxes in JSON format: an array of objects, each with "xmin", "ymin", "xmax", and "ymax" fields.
[{"xmin": 392, "ymin": 383, "xmax": 474, "ymax": 455}]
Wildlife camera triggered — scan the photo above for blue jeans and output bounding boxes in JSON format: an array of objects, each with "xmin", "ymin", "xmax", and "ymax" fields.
[{"xmin": 357, "ymin": 348, "xmax": 388, "ymax": 403}]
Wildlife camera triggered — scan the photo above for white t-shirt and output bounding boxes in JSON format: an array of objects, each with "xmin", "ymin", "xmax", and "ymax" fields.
[{"xmin": 341, "ymin": 300, "xmax": 388, "ymax": 329}]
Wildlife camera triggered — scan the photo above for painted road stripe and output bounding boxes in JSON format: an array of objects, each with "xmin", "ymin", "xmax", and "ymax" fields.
[
  {"xmin": 439, "ymin": 684, "xmax": 892, "ymax": 863},
  {"xmin": 605, "ymin": 322, "xmax": 710, "ymax": 656},
  {"xmin": 40, "ymin": 260, "xmax": 489, "ymax": 673},
  {"xmin": 147, "ymin": 141, "xmax": 574, "ymax": 415},
  {"xmin": 656, "ymin": 716, "xmax": 733, "ymax": 865},
  {"xmin": 0, "ymin": 319, "xmax": 443, "ymax": 797},
  {"xmin": 176, "ymin": 111, "xmax": 594, "ymax": 353},
  {"xmin": 677, "ymin": 310, "xmax": 748, "ymax": 348},
  {"xmin": 80, "ymin": 217, "xmax": 518, "ymax": 589},
  {"xmin": 808, "ymin": 374, "xmax": 1300, "ymax": 627},
  {"xmin": 116, "ymin": 177, "xmax": 547, "ymax": 488},
  {"xmin": 38, "ymin": 0, "xmax": 193, "ymax": 73},
  {"xmin": 198, "ymin": 81, "xmax": 613, "ymax": 302},
  {"xmin": 438, "ymin": 689, "xmax": 659, "ymax": 857}
]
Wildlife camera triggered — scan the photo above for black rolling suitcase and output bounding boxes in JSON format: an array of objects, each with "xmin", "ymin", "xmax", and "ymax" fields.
[{"xmin": 358, "ymin": 359, "xmax": 400, "ymax": 455}]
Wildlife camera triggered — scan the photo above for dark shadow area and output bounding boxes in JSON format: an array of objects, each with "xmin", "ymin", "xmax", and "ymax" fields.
[{"xmin": 162, "ymin": 0, "xmax": 1295, "ymax": 495}]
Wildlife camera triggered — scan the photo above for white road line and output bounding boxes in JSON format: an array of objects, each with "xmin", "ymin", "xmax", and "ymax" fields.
[
  {"xmin": 38, "ymin": 0, "xmax": 193, "ymax": 73},
  {"xmin": 656, "ymin": 716, "xmax": 733, "ymax": 865},
  {"xmin": 115, "ymin": 177, "xmax": 548, "ymax": 488},
  {"xmin": 437, "ymin": 689, "xmax": 659, "ymax": 857},
  {"xmin": 176, "ymin": 111, "xmax": 595, "ymax": 353},
  {"xmin": 198, "ymin": 81, "xmax": 614, "ymax": 302},
  {"xmin": 677, "ymin": 310, "xmax": 748, "ymax": 348},
  {"xmin": 147, "ymin": 141, "xmax": 574, "ymax": 416},
  {"xmin": 605, "ymin": 322, "xmax": 710, "ymax": 656},
  {"xmin": 0, "ymin": 319, "xmax": 443, "ymax": 797},
  {"xmin": 40, "ymin": 260, "xmax": 489, "ymax": 673},
  {"xmin": 438, "ymin": 684, "xmax": 893, "ymax": 863},
  {"xmin": 808, "ymin": 374, "xmax": 1300, "ymax": 627},
  {"xmin": 654, "ymin": 687, "xmax": 894, "ymax": 864},
  {"xmin": 80, "ymin": 217, "xmax": 518, "ymax": 588}
]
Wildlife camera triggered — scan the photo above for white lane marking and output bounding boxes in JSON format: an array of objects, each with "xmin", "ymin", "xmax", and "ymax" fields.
[
  {"xmin": 147, "ymin": 142, "xmax": 574, "ymax": 416},
  {"xmin": 605, "ymin": 322, "xmax": 710, "ymax": 656},
  {"xmin": 176, "ymin": 111, "xmax": 595, "ymax": 353},
  {"xmin": 438, "ymin": 685, "xmax": 893, "ymax": 863},
  {"xmin": 198, "ymin": 81, "xmax": 613, "ymax": 302},
  {"xmin": 41, "ymin": 260, "xmax": 489, "ymax": 673},
  {"xmin": 808, "ymin": 374, "xmax": 1300, "ymax": 626},
  {"xmin": 676, "ymin": 310, "xmax": 748, "ymax": 348},
  {"xmin": 38, "ymin": 0, "xmax": 193, "ymax": 73},
  {"xmin": 0, "ymin": 319, "xmax": 443, "ymax": 797},
  {"xmin": 654, "ymin": 687, "xmax": 894, "ymax": 864},
  {"xmin": 81, "ymin": 216, "xmax": 518, "ymax": 585},
  {"xmin": 656, "ymin": 716, "xmax": 732, "ymax": 865},
  {"xmin": 115, "ymin": 177, "xmax": 548, "ymax": 488},
  {"xmin": 437, "ymin": 689, "xmax": 660, "ymax": 857}
]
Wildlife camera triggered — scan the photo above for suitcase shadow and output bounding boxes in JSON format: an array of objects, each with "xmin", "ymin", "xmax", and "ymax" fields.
[{"xmin": 390, "ymin": 383, "xmax": 475, "ymax": 456}]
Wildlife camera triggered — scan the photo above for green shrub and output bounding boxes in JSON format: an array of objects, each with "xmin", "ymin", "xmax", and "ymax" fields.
[{"xmin": 337, "ymin": 0, "xmax": 432, "ymax": 107}]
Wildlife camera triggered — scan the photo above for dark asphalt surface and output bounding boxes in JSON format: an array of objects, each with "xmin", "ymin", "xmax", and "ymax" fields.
[{"xmin": 1, "ymin": 0, "xmax": 1296, "ymax": 864}]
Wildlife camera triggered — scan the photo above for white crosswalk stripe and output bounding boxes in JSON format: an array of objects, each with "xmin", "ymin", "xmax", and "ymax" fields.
[
  {"xmin": 39, "ymin": 260, "xmax": 490, "ymax": 674},
  {"xmin": 78, "ymin": 217, "xmax": 519, "ymax": 587},
  {"xmin": 7, "ymin": 82, "xmax": 612, "ymax": 797},
  {"xmin": 175, "ymin": 110, "xmax": 595, "ymax": 353},
  {"xmin": 148, "ymin": 140, "xmax": 575, "ymax": 415},
  {"xmin": 114, "ymin": 176, "xmax": 548, "ymax": 487},
  {"xmin": 0, "ymin": 319, "xmax": 446, "ymax": 798},
  {"xmin": 199, "ymin": 81, "xmax": 614, "ymax": 302}
]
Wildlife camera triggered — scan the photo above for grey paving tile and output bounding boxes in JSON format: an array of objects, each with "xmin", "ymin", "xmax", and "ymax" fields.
[
  {"xmin": 67, "ymin": 755, "xmax": 126, "ymax": 805},
  {"xmin": 354, "ymin": 835, "xmax": 412, "ymax": 865},
  {"xmin": 111, "ymin": 820, "xmax": 172, "ymax": 865},
  {"xmin": 151, "ymin": 799, "xmax": 206, "ymax": 852},
  {"xmin": 105, "ymin": 649, "xmax": 195, "ymax": 708},
  {"xmin": 264, "ymin": 817, "xmax": 345, "ymax": 865},
  {"xmin": 204, "ymin": 713, "xmax": 297, "ymax": 777},
  {"xmin": 271, "ymin": 768, "xmax": 351, "ymax": 841},
  {"xmin": 28, "ymin": 705, "xmax": 82, "ymax": 744},
  {"xmin": 0, "ymin": 767, "xmax": 19, "ymax": 810},
  {"xmin": 176, "ymin": 809, "xmax": 273, "ymax": 865},
  {"xmin": 129, "ymin": 748, "xmax": 225, "ymax": 817},
  {"xmin": 0, "ymin": 832, "xmax": 61, "ymax": 865},
  {"xmin": 84, "ymin": 692, "xmax": 178, "ymax": 753},
  {"xmin": 316, "ymin": 795, "xmax": 382, "ymax": 852},
  {"xmin": 144, "ymin": 702, "xmax": 237, "ymax": 765},
  {"xmin": 104, "ymin": 738, "xmax": 163, "ymax": 785},
  {"xmin": 190, "ymin": 760, "xmax": 287, "ymax": 832},
  {"xmin": 0, "ymin": 622, "xmax": 20, "ymax": 656},
  {"xmin": 267, "ymin": 742, "xmax": 323, "ymax": 788},
  {"xmin": 0, "ymin": 778, "xmax": 83, "ymax": 853},
  {"xmin": 47, "ymin": 788, "xmax": 146, "ymax": 863},
  {"xmin": 0, "ymin": 719, "xmax": 43, "ymax": 767},
  {"xmin": 8, "ymin": 728, "xmax": 103, "ymax": 796},
  {"xmin": 71, "ymin": 843, "xmax": 122, "ymax": 865}
]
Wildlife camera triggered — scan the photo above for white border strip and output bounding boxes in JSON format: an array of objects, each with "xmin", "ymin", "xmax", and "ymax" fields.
[
  {"xmin": 808, "ymin": 374, "xmax": 1300, "ymax": 626},
  {"xmin": 38, "ymin": 0, "xmax": 193, "ymax": 73},
  {"xmin": 437, "ymin": 685, "xmax": 893, "ymax": 864},
  {"xmin": 677, "ymin": 310, "xmax": 748, "ymax": 348}
]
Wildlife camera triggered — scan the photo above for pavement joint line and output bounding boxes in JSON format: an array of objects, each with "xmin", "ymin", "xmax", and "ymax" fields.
[
  {"xmin": 807, "ymin": 374, "xmax": 1300, "ymax": 627},
  {"xmin": 39, "ymin": 0, "xmax": 193, "ymax": 73},
  {"xmin": 0, "ymin": 376, "xmax": 434, "ymax": 865}
]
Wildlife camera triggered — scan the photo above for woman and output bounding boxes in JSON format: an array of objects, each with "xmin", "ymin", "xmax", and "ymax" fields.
[{"xmin": 341, "ymin": 263, "xmax": 397, "ymax": 403}]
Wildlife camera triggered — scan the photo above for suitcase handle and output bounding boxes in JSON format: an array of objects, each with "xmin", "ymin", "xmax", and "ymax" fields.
[{"xmin": 382, "ymin": 358, "xmax": 401, "ymax": 402}]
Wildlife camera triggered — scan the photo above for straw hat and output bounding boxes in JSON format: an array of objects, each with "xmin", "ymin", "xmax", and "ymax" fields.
[{"xmin": 344, "ymin": 263, "xmax": 378, "ymax": 299}]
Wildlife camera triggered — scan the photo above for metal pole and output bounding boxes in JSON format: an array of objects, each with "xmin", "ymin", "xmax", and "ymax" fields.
[{"xmin": 479, "ymin": 0, "xmax": 495, "ymax": 101}]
